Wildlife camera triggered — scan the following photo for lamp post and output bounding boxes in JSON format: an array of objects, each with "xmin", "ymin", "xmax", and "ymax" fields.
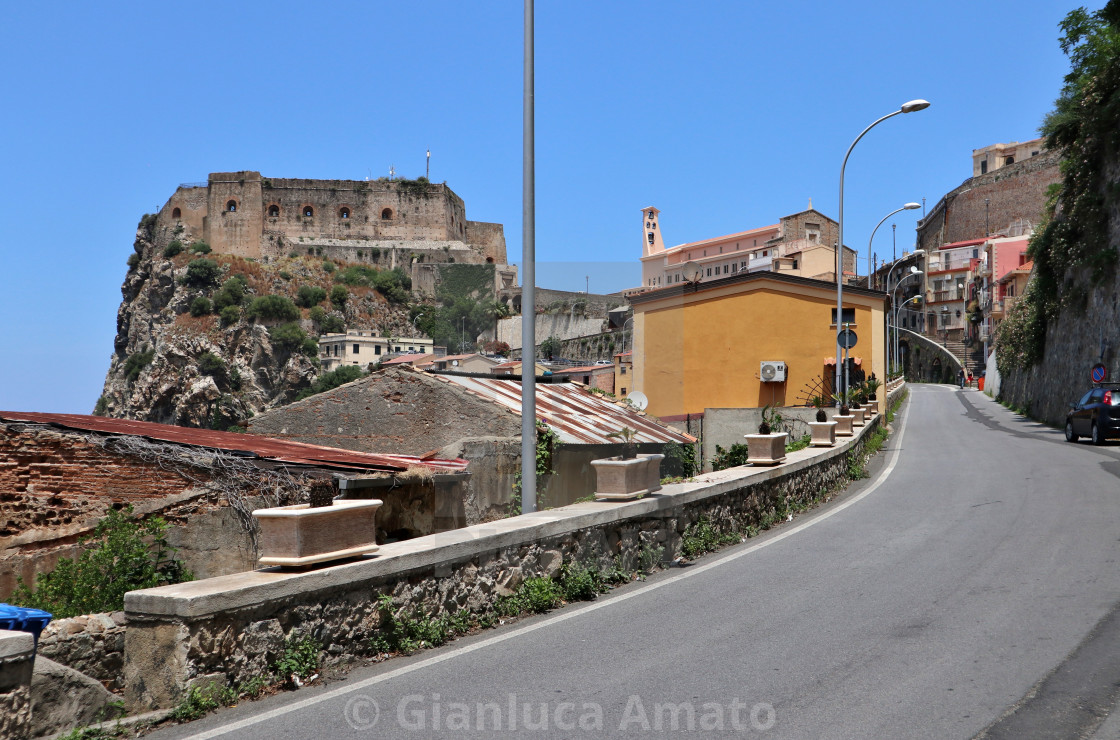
[
  {"xmin": 835, "ymin": 99, "xmax": 930, "ymax": 401},
  {"xmin": 894, "ymin": 295, "xmax": 922, "ymax": 376},
  {"xmin": 867, "ymin": 203, "xmax": 920, "ymax": 288},
  {"xmin": 889, "ymin": 268, "xmax": 923, "ymax": 371}
]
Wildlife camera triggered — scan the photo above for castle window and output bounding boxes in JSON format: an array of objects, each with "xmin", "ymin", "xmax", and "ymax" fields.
[
  {"xmin": 226, "ymin": 200, "xmax": 237, "ymax": 212},
  {"xmin": 172, "ymin": 207, "xmax": 181, "ymax": 219},
  {"xmin": 302, "ymin": 206, "xmax": 314, "ymax": 218},
  {"xmin": 267, "ymin": 205, "xmax": 280, "ymax": 217},
  {"xmin": 340, "ymin": 207, "xmax": 350, "ymax": 219},
  {"xmin": 381, "ymin": 208, "xmax": 393, "ymax": 220},
  {"xmin": 981, "ymin": 160, "xmax": 988, "ymax": 174},
  {"xmin": 486, "ymin": 256, "xmax": 494, "ymax": 264},
  {"xmin": 1004, "ymin": 156, "xmax": 1014, "ymax": 166}
]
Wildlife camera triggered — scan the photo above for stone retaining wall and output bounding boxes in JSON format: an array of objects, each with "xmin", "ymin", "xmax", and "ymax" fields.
[
  {"xmin": 0, "ymin": 630, "xmax": 34, "ymax": 740},
  {"xmin": 122, "ymin": 409, "xmax": 890, "ymax": 711},
  {"xmin": 36, "ymin": 612, "xmax": 126, "ymax": 691}
]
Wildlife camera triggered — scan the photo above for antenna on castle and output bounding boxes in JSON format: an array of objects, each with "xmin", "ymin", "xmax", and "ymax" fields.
[
  {"xmin": 389, "ymin": 165, "xmax": 396, "ymax": 181},
  {"xmin": 426, "ymin": 149, "xmax": 430, "ymax": 181}
]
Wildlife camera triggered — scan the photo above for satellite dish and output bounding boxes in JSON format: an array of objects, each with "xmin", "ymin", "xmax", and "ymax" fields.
[
  {"xmin": 627, "ymin": 391, "xmax": 649, "ymax": 411},
  {"xmin": 679, "ymin": 261, "xmax": 703, "ymax": 283}
]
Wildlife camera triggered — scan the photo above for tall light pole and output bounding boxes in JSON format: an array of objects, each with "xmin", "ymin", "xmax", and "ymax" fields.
[
  {"xmin": 888, "ymin": 266, "xmax": 923, "ymax": 371},
  {"xmin": 867, "ymin": 203, "xmax": 920, "ymax": 287},
  {"xmin": 835, "ymin": 99, "xmax": 929, "ymax": 400},
  {"xmin": 894, "ymin": 294, "xmax": 922, "ymax": 377},
  {"xmin": 521, "ymin": 0, "xmax": 537, "ymax": 514}
]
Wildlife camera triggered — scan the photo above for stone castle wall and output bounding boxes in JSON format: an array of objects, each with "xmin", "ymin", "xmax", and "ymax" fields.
[
  {"xmin": 917, "ymin": 152, "xmax": 1061, "ymax": 253},
  {"xmin": 158, "ymin": 171, "xmax": 506, "ymax": 266}
]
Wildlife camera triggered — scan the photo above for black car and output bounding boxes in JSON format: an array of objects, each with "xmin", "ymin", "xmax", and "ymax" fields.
[{"xmin": 1065, "ymin": 383, "xmax": 1120, "ymax": 444}]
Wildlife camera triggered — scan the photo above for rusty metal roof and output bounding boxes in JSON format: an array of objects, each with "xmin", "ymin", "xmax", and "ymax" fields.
[
  {"xmin": 0, "ymin": 411, "xmax": 469, "ymax": 473},
  {"xmin": 429, "ymin": 376, "xmax": 695, "ymax": 445}
]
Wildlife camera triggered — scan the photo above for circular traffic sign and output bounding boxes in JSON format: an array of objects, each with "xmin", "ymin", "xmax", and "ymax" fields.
[
  {"xmin": 1092, "ymin": 363, "xmax": 1107, "ymax": 383},
  {"xmin": 837, "ymin": 329, "xmax": 858, "ymax": 350}
]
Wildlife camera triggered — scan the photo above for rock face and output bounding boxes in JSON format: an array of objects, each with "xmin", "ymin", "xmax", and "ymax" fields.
[
  {"xmin": 96, "ymin": 217, "xmax": 416, "ymax": 427},
  {"xmin": 30, "ymin": 657, "xmax": 118, "ymax": 738}
]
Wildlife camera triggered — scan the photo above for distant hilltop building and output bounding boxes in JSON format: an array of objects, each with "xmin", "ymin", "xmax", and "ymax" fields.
[
  {"xmin": 633, "ymin": 206, "xmax": 857, "ymax": 294},
  {"xmin": 157, "ymin": 171, "xmax": 516, "ymax": 295}
]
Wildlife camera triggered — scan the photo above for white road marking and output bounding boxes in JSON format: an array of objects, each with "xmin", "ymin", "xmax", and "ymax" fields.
[{"xmin": 179, "ymin": 401, "xmax": 911, "ymax": 739}]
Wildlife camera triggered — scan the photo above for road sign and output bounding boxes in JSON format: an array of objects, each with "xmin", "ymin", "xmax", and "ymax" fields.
[
  {"xmin": 1092, "ymin": 363, "xmax": 1107, "ymax": 383},
  {"xmin": 837, "ymin": 329, "xmax": 858, "ymax": 350}
]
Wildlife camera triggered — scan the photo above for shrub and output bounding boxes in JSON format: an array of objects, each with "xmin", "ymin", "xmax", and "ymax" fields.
[
  {"xmin": 320, "ymin": 313, "xmax": 345, "ymax": 333},
  {"xmin": 322, "ymin": 260, "xmax": 335, "ymax": 273},
  {"xmin": 189, "ymin": 240, "xmax": 212, "ymax": 254},
  {"xmin": 710, "ymin": 443, "xmax": 748, "ymax": 471},
  {"xmin": 10, "ymin": 506, "xmax": 192, "ymax": 618},
  {"xmin": 93, "ymin": 396, "xmax": 108, "ymax": 416},
  {"xmin": 296, "ymin": 285, "xmax": 327, "ymax": 308},
  {"xmin": 189, "ymin": 296, "xmax": 212, "ymax": 317},
  {"xmin": 127, "ymin": 253, "xmax": 140, "ymax": 270},
  {"xmin": 182, "ymin": 258, "xmax": 222, "ymax": 288},
  {"xmin": 308, "ymin": 306, "xmax": 326, "ymax": 323},
  {"xmin": 123, "ymin": 347, "xmax": 155, "ymax": 382},
  {"xmin": 294, "ymin": 365, "xmax": 365, "ymax": 401},
  {"xmin": 197, "ymin": 352, "xmax": 226, "ymax": 380},
  {"xmin": 278, "ymin": 270, "xmax": 292, "ymax": 281},
  {"xmin": 163, "ymin": 240, "xmax": 184, "ymax": 258},
  {"xmin": 212, "ymin": 275, "xmax": 248, "ymax": 310},
  {"xmin": 219, "ymin": 305, "xmax": 241, "ymax": 327},
  {"xmin": 330, "ymin": 285, "xmax": 349, "ymax": 310},
  {"xmin": 269, "ymin": 322, "xmax": 314, "ymax": 354},
  {"xmin": 246, "ymin": 294, "xmax": 300, "ymax": 322}
]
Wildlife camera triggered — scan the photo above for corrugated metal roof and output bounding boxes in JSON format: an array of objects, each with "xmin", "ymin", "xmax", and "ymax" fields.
[
  {"xmin": 0, "ymin": 411, "xmax": 469, "ymax": 473},
  {"xmin": 430, "ymin": 376, "xmax": 695, "ymax": 445}
]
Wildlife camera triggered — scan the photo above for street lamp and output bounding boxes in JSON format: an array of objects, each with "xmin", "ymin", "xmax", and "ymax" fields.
[
  {"xmin": 836, "ymin": 99, "xmax": 930, "ymax": 400},
  {"xmin": 894, "ymin": 295, "xmax": 922, "ymax": 376},
  {"xmin": 889, "ymin": 268, "xmax": 923, "ymax": 371},
  {"xmin": 867, "ymin": 203, "xmax": 920, "ymax": 287}
]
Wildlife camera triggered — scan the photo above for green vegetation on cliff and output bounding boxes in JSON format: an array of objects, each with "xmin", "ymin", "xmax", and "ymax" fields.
[{"xmin": 999, "ymin": 2, "xmax": 1120, "ymax": 372}]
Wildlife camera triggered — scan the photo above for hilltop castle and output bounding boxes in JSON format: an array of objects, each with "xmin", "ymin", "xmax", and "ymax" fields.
[{"xmin": 156, "ymin": 171, "xmax": 516, "ymax": 295}]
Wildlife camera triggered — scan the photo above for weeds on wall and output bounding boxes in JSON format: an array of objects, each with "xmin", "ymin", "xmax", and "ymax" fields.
[{"xmin": 510, "ymin": 421, "xmax": 559, "ymax": 515}]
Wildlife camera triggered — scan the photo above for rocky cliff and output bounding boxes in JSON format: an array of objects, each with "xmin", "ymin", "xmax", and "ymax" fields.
[{"xmin": 97, "ymin": 216, "xmax": 417, "ymax": 427}]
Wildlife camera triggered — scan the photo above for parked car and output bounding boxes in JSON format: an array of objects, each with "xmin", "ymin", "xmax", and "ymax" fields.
[{"xmin": 1065, "ymin": 384, "xmax": 1120, "ymax": 444}]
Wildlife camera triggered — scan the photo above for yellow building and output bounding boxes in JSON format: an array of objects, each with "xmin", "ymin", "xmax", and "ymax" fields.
[{"xmin": 629, "ymin": 271, "xmax": 887, "ymax": 418}]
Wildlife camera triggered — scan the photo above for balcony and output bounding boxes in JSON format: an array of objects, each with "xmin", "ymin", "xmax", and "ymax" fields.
[{"xmin": 929, "ymin": 289, "xmax": 968, "ymax": 303}]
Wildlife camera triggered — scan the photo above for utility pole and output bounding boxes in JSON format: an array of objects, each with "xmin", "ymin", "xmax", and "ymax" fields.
[
  {"xmin": 520, "ymin": 0, "xmax": 537, "ymax": 515},
  {"xmin": 585, "ymin": 275, "xmax": 589, "ymax": 294},
  {"xmin": 426, "ymin": 149, "xmax": 430, "ymax": 181}
]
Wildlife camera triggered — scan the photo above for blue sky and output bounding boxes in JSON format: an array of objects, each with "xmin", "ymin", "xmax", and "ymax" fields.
[{"xmin": 0, "ymin": 1, "xmax": 1078, "ymax": 413}]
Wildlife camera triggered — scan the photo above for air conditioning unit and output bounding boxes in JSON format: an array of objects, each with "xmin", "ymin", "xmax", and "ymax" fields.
[{"xmin": 760, "ymin": 361, "xmax": 787, "ymax": 382}]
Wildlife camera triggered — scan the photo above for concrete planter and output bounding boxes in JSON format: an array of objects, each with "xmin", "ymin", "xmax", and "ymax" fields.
[
  {"xmin": 834, "ymin": 414, "xmax": 854, "ymax": 436},
  {"xmin": 850, "ymin": 407, "xmax": 866, "ymax": 426},
  {"xmin": 808, "ymin": 421, "xmax": 837, "ymax": 447},
  {"xmin": 592, "ymin": 454, "xmax": 663, "ymax": 501},
  {"xmin": 251, "ymin": 499, "xmax": 382, "ymax": 567},
  {"xmin": 744, "ymin": 433, "xmax": 787, "ymax": 466}
]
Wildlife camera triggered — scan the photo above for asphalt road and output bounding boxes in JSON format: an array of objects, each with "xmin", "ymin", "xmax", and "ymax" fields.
[{"xmin": 149, "ymin": 385, "xmax": 1120, "ymax": 739}]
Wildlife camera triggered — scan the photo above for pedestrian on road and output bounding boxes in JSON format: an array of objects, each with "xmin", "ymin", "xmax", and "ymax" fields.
[
  {"xmin": 958, "ymin": 368, "xmax": 966, "ymax": 389},
  {"xmin": 967, "ymin": 370, "xmax": 974, "ymax": 388}
]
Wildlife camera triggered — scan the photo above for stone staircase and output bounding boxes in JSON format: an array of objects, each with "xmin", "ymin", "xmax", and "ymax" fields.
[{"xmin": 935, "ymin": 336, "xmax": 986, "ymax": 378}]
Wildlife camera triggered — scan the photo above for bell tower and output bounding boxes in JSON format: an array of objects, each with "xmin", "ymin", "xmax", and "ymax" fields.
[{"xmin": 642, "ymin": 206, "xmax": 665, "ymax": 258}]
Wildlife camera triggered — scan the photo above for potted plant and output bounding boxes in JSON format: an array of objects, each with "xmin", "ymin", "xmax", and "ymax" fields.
[
  {"xmin": 808, "ymin": 395, "xmax": 837, "ymax": 447},
  {"xmin": 850, "ymin": 384, "xmax": 867, "ymax": 426},
  {"xmin": 833, "ymin": 392, "xmax": 854, "ymax": 437},
  {"xmin": 252, "ymin": 478, "xmax": 383, "ymax": 567},
  {"xmin": 744, "ymin": 405, "xmax": 788, "ymax": 465},
  {"xmin": 592, "ymin": 427, "xmax": 664, "ymax": 500},
  {"xmin": 864, "ymin": 376, "xmax": 883, "ymax": 415}
]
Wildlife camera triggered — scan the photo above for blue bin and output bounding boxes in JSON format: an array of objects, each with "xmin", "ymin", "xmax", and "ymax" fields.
[
  {"xmin": 0, "ymin": 604, "xmax": 22, "ymax": 632},
  {"xmin": 0, "ymin": 604, "xmax": 52, "ymax": 651},
  {"xmin": 19, "ymin": 608, "xmax": 52, "ymax": 647}
]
